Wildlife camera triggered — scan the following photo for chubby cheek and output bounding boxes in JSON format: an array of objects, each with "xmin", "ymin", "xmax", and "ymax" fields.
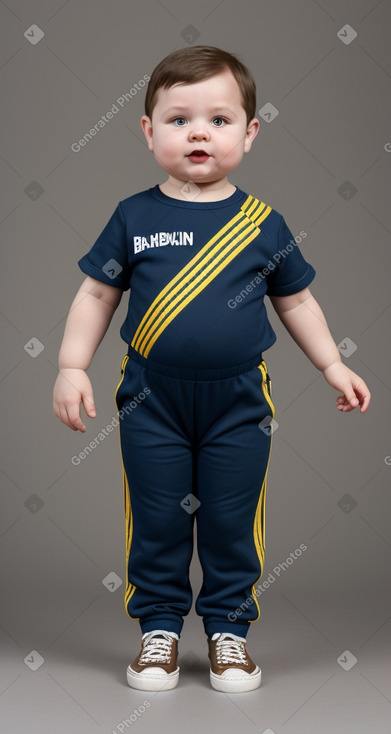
[
  {"xmin": 216, "ymin": 143, "xmax": 242, "ymax": 167},
  {"xmin": 156, "ymin": 132, "xmax": 181, "ymax": 156},
  {"xmin": 216, "ymin": 131, "xmax": 244, "ymax": 161}
]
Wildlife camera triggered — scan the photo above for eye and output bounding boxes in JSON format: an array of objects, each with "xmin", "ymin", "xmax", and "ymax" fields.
[
  {"xmin": 212, "ymin": 116, "xmax": 227, "ymax": 127},
  {"xmin": 173, "ymin": 117, "xmax": 187, "ymax": 126}
]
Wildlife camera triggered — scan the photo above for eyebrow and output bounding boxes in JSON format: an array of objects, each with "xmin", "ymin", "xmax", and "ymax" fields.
[{"xmin": 165, "ymin": 105, "xmax": 237, "ymax": 116}]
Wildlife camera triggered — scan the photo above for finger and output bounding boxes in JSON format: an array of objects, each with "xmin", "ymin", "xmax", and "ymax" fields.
[
  {"xmin": 336, "ymin": 395, "xmax": 350, "ymax": 406},
  {"xmin": 359, "ymin": 392, "xmax": 371, "ymax": 413},
  {"xmin": 338, "ymin": 383, "xmax": 360, "ymax": 408},
  {"xmin": 59, "ymin": 405, "xmax": 77, "ymax": 431},
  {"xmin": 66, "ymin": 402, "xmax": 87, "ymax": 432},
  {"xmin": 354, "ymin": 382, "xmax": 371, "ymax": 413},
  {"xmin": 337, "ymin": 403, "xmax": 353, "ymax": 412},
  {"xmin": 82, "ymin": 392, "xmax": 96, "ymax": 417},
  {"xmin": 336, "ymin": 397, "xmax": 354, "ymax": 412},
  {"xmin": 352, "ymin": 380, "xmax": 371, "ymax": 405}
]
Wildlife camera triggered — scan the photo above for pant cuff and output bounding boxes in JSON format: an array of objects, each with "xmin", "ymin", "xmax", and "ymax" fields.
[
  {"xmin": 204, "ymin": 621, "xmax": 251, "ymax": 639},
  {"xmin": 140, "ymin": 618, "xmax": 183, "ymax": 638}
]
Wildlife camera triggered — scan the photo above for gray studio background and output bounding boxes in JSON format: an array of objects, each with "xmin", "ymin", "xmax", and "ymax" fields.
[{"xmin": 1, "ymin": 1, "xmax": 390, "ymax": 732}]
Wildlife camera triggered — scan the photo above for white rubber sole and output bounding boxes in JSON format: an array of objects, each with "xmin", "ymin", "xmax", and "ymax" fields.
[
  {"xmin": 210, "ymin": 666, "xmax": 262, "ymax": 693},
  {"xmin": 126, "ymin": 665, "xmax": 180, "ymax": 691}
]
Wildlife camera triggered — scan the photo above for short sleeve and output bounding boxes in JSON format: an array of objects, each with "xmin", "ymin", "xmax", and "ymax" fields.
[
  {"xmin": 266, "ymin": 215, "xmax": 316, "ymax": 296},
  {"xmin": 77, "ymin": 201, "xmax": 131, "ymax": 291}
]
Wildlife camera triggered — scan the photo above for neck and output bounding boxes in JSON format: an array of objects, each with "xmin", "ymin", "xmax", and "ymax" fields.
[{"xmin": 159, "ymin": 177, "xmax": 237, "ymax": 202}]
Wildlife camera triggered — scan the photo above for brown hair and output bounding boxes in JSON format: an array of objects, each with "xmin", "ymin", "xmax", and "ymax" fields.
[{"xmin": 144, "ymin": 46, "xmax": 257, "ymax": 125}]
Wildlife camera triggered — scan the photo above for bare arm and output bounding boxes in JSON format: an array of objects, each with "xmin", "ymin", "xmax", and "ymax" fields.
[
  {"xmin": 268, "ymin": 287, "xmax": 371, "ymax": 413},
  {"xmin": 268, "ymin": 287, "xmax": 340, "ymax": 372},
  {"xmin": 59, "ymin": 276, "xmax": 123, "ymax": 369},
  {"xmin": 53, "ymin": 276, "xmax": 123, "ymax": 431}
]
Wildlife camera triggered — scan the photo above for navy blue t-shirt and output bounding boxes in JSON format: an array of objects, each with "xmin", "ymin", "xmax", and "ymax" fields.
[{"xmin": 78, "ymin": 185, "xmax": 316, "ymax": 368}]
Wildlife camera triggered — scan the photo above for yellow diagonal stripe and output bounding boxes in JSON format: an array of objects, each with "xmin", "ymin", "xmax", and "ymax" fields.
[
  {"xmin": 131, "ymin": 195, "xmax": 272, "ymax": 357},
  {"xmin": 132, "ymin": 196, "xmax": 270, "ymax": 352},
  {"xmin": 132, "ymin": 208, "xmax": 246, "ymax": 352},
  {"xmin": 138, "ymin": 217, "xmax": 256, "ymax": 356},
  {"xmin": 143, "ymin": 225, "xmax": 261, "ymax": 357},
  {"xmin": 132, "ymin": 195, "xmax": 260, "ymax": 351}
]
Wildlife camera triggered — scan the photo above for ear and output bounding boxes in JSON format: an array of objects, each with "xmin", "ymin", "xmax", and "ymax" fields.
[
  {"xmin": 140, "ymin": 115, "xmax": 154, "ymax": 151},
  {"xmin": 243, "ymin": 117, "xmax": 260, "ymax": 153}
]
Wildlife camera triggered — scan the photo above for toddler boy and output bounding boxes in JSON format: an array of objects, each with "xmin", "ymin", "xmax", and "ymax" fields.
[{"xmin": 53, "ymin": 46, "xmax": 371, "ymax": 694}]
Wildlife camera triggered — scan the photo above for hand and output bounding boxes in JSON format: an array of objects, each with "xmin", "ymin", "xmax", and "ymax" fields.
[
  {"xmin": 322, "ymin": 361, "xmax": 371, "ymax": 413},
  {"xmin": 53, "ymin": 368, "xmax": 96, "ymax": 432}
]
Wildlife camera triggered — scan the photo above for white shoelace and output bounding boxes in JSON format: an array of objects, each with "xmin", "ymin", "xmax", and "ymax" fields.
[
  {"xmin": 139, "ymin": 630, "xmax": 177, "ymax": 665},
  {"xmin": 214, "ymin": 633, "xmax": 248, "ymax": 665}
]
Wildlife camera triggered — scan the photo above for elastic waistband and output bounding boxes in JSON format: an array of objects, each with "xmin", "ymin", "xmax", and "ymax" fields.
[{"xmin": 127, "ymin": 345, "xmax": 263, "ymax": 381}]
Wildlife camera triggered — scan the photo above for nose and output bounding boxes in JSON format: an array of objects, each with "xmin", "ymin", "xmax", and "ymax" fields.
[{"xmin": 188, "ymin": 126, "xmax": 210, "ymax": 142}]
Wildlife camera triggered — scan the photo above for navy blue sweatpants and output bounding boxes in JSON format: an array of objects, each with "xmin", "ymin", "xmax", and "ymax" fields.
[{"xmin": 114, "ymin": 347, "xmax": 275, "ymax": 640}]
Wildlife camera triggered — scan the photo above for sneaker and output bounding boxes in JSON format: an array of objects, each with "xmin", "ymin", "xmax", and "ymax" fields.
[
  {"xmin": 207, "ymin": 632, "xmax": 262, "ymax": 693},
  {"xmin": 127, "ymin": 630, "xmax": 180, "ymax": 691}
]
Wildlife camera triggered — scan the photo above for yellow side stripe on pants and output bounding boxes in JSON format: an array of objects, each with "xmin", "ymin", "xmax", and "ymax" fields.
[
  {"xmin": 131, "ymin": 195, "xmax": 272, "ymax": 358},
  {"xmin": 250, "ymin": 361, "xmax": 276, "ymax": 623},
  {"xmin": 114, "ymin": 355, "xmax": 139, "ymax": 620}
]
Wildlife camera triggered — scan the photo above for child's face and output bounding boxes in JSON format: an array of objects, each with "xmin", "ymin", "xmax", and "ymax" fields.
[{"xmin": 141, "ymin": 70, "xmax": 259, "ymax": 187}]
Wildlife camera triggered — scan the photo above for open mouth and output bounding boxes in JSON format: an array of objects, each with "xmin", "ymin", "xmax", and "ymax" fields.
[{"xmin": 187, "ymin": 150, "xmax": 210, "ymax": 162}]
